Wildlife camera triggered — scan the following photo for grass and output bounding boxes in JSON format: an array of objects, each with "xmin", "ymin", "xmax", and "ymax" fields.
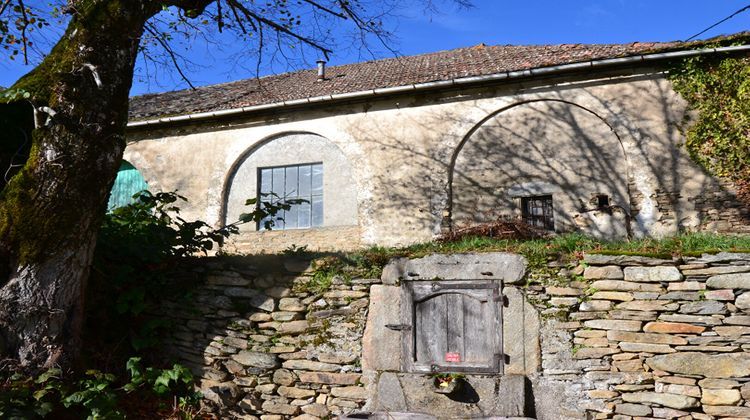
[{"xmin": 319, "ymin": 232, "xmax": 750, "ymax": 281}]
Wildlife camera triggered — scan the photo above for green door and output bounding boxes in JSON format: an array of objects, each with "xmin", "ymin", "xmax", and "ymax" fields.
[{"xmin": 107, "ymin": 161, "xmax": 148, "ymax": 211}]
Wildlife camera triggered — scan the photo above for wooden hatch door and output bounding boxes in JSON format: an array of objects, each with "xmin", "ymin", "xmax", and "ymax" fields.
[{"xmin": 401, "ymin": 281, "xmax": 502, "ymax": 374}]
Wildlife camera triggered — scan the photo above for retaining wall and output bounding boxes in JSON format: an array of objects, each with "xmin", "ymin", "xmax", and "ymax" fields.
[{"xmin": 158, "ymin": 251, "xmax": 750, "ymax": 419}]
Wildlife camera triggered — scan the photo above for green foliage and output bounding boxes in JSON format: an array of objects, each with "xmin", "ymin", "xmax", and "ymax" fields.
[
  {"xmin": 669, "ymin": 54, "xmax": 750, "ymax": 184},
  {"xmin": 89, "ymin": 189, "xmax": 295, "ymax": 354},
  {"xmin": 295, "ymin": 232, "xmax": 750, "ymax": 289},
  {"xmin": 0, "ymin": 359, "xmax": 198, "ymax": 419}
]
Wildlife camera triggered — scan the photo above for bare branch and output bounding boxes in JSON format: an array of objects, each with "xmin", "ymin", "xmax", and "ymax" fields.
[
  {"xmin": 144, "ymin": 23, "xmax": 196, "ymax": 90},
  {"xmin": 0, "ymin": 0, "xmax": 13, "ymax": 17},
  {"xmin": 300, "ymin": 0, "xmax": 347, "ymax": 19},
  {"xmin": 17, "ymin": 0, "xmax": 29, "ymax": 64},
  {"xmin": 226, "ymin": 0, "xmax": 333, "ymax": 59}
]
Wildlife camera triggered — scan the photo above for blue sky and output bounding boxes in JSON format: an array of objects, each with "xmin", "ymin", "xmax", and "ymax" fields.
[{"xmin": 1, "ymin": 1, "xmax": 749, "ymax": 94}]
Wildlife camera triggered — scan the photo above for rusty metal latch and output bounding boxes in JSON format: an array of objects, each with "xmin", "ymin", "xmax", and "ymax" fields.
[{"xmin": 385, "ymin": 324, "xmax": 412, "ymax": 331}]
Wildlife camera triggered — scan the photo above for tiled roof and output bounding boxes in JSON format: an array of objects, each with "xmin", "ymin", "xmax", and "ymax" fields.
[{"xmin": 127, "ymin": 38, "xmax": 729, "ymax": 121}]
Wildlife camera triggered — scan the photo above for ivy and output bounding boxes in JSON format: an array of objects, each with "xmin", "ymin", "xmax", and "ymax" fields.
[{"xmin": 669, "ymin": 53, "xmax": 750, "ymax": 187}]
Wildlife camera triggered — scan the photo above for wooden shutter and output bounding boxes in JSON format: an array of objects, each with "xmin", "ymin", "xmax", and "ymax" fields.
[
  {"xmin": 402, "ymin": 281, "xmax": 502, "ymax": 374},
  {"xmin": 107, "ymin": 161, "xmax": 148, "ymax": 211}
]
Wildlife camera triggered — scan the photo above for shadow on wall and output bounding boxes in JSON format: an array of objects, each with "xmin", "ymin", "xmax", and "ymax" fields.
[
  {"xmin": 347, "ymin": 77, "xmax": 750, "ymax": 242},
  {"xmin": 159, "ymin": 253, "xmax": 371, "ymax": 418}
]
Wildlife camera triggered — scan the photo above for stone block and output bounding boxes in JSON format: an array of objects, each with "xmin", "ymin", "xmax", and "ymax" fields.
[
  {"xmin": 547, "ymin": 286, "xmax": 583, "ymax": 296},
  {"xmin": 583, "ymin": 320, "xmax": 642, "ymax": 331},
  {"xmin": 725, "ymin": 315, "xmax": 750, "ymax": 325},
  {"xmin": 704, "ymin": 289, "xmax": 735, "ymax": 300},
  {"xmin": 503, "ymin": 286, "xmax": 540, "ymax": 375},
  {"xmin": 573, "ymin": 347, "xmax": 620, "ymax": 359},
  {"xmin": 261, "ymin": 400, "xmax": 299, "ymax": 416},
  {"xmin": 616, "ymin": 300, "xmax": 676, "ymax": 311},
  {"xmin": 682, "ymin": 266, "xmax": 750, "ymax": 276},
  {"xmin": 279, "ymin": 298, "xmax": 306, "ymax": 312},
  {"xmin": 621, "ymin": 391, "xmax": 699, "ymax": 409},
  {"xmin": 282, "ymin": 360, "xmax": 340, "ymax": 372},
  {"xmin": 590, "ymin": 291, "xmax": 634, "ymax": 301},
  {"xmin": 698, "ymin": 378, "xmax": 740, "ymax": 389},
  {"xmin": 615, "ymin": 403, "xmax": 651, "ymax": 416},
  {"xmin": 584, "ymin": 254, "xmax": 674, "ymax": 266},
  {"xmin": 584, "ymin": 266, "xmax": 624, "ymax": 280},
  {"xmin": 277, "ymin": 386, "xmax": 316, "ymax": 399},
  {"xmin": 331, "ymin": 386, "xmax": 367, "ymax": 400},
  {"xmin": 580, "ymin": 300, "xmax": 613, "ymax": 311},
  {"xmin": 714, "ymin": 326, "xmax": 750, "ymax": 336},
  {"xmin": 271, "ymin": 311, "xmax": 302, "ymax": 321},
  {"xmin": 706, "ymin": 273, "xmax": 750, "ymax": 289},
  {"xmin": 296, "ymin": 372, "xmax": 360, "ymax": 385},
  {"xmin": 607, "ymin": 330, "xmax": 687, "ymax": 345},
  {"xmin": 232, "ymin": 351, "xmax": 280, "ymax": 369},
  {"xmin": 679, "ymin": 301, "xmax": 726, "ymax": 315},
  {"xmin": 273, "ymin": 369, "xmax": 297, "ymax": 386},
  {"xmin": 624, "ymin": 266, "xmax": 682, "ymax": 282},
  {"xmin": 667, "ymin": 281, "xmax": 705, "ymax": 291},
  {"xmin": 362, "ymin": 285, "xmax": 402, "ymax": 372},
  {"xmin": 657, "ymin": 314, "xmax": 722, "ymax": 326},
  {"xmin": 646, "ymin": 352, "xmax": 750, "ymax": 378},
  {"xmin": 381, "ymin": 253, "xmax": 526, "ymax": 284},
  {"xmin": 301, "ymin": 403, "xmax": 329, "ymax": 417},
  {"xmin": 619, "ymin": 342, "xmax": 675, "ymax": 353},
  {"xmin": 279, "ymin": 320, "xmax": 309, "ymax": 334},
  {"xmin": 735, "ymin": 292, "xmax": 750, "ymax": 309},
  {"xmin": 590, "ymin": 280, "xmax": 663, "ymax": 292},
  {"xmin": 654, "ymin": 383, "xmax": 701, "ymax": 397},
  {"xmin": 703, "ymin": 405, "xmax": 750, "ymax": 417}
]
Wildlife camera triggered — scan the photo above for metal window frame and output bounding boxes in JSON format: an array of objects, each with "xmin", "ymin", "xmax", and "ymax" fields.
[
  {"xmin": 521, "ymin": 195, "xmax": 554, "ymax": 231},
  {"xmin": 256, "ymin": 162, "xmax": 323, "ymax": 230}
]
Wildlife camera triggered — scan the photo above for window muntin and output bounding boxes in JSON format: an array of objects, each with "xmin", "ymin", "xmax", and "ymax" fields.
[
  {"xmin": 521, "ymin": 195, "xmax": 554, "ymax": 231},
  {"xmin": 258, "ymin": 163, "xmax": 323, "ymax": 230}
]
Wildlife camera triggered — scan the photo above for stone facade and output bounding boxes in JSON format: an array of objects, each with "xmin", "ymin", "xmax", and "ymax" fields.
[
  {"xmin": 158, "ymin": 251, "xmax": 750, "ymax": 419},
  {"xmin": 124, "ymin": 67, "xmax": 750, "ymax": 253}
]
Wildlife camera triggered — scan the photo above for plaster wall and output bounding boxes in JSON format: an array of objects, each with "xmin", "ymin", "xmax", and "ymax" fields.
[{"xmin": 125, "ymin": 70, "xmax": 744, "ymax": 252}]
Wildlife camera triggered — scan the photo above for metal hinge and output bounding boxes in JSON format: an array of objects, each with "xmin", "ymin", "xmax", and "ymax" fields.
[{"xmin": 385, "ymin": 324, "xmax": 412, "ymax": 331}]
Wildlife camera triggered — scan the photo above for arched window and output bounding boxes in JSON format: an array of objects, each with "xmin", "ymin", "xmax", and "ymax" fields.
[{"xmin": 107, "ymin": 161, "xmax": 148, "ymax": 210}]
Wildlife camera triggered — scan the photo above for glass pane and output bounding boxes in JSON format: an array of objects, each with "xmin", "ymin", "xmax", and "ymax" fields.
[
  {"xmin": 272, "ymin": 167, "xmax": 285, "ymax": 199},
  {"xmin": 312, "ymin": 163, "xmax": 323, "ymax": 195},
  {"xmin": 259, "ymin": 168, "xmax": 273, "ymax": 195},
  {"xmin": 285, "ymin": 202, "xmax": 299, "ymax": 229},
  {"xmin": 312, "ymin": 195, "xmax": 324, "ymax": 227},
  {"xmin": 285, "ymin": 166, "xmax": 299, "ymax": 198},
  {"xmin": 298, "ymin": 201, "xmax": 311, "ymax": 229},
  {"xmin": 275, "ymin": 210, "xmax": 286, "ymax": 230},
  {"xmin": 298, "ymin": 165, "xmax": 311, "ymax": 197}
]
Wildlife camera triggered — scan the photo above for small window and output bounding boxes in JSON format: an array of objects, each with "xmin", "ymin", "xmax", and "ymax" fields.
[
  {"xmin": 596, "ymin": 194, "xmax": 610, "ymax": 209},
  {"xmin": 258, "ymin": 163, "xmax": 323, "ymax": 230},
  {"xmin": 521, "ymin": 195, "xmax": 554, "ymax": 231},
  {"xmin": 402, "ymin": 281, "xmax": 503, "ymax": 374}
]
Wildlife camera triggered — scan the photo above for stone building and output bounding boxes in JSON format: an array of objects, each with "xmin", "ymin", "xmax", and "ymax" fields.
[{"xmin": 122, "ymin": 38, "xmax": 750, "ymax": 252}]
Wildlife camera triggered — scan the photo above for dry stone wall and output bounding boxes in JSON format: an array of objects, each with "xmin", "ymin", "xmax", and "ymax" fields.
[
  {"xmin": 536, "ymin": 252, "xmax": 750, "ymax": 419},
  {"xmin": 156, "ymin": 251, "xmax": 750, "ymax": 419},
  {"xmin": 159, "ymin": 256, "xmax": 374, "ymax": 419}
]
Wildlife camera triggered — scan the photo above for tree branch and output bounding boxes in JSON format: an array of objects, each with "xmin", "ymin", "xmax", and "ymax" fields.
[
  {"xmin": 144, "ymin": 23, "xmax": 196, "ymax": 90},
  {"xmin": 226, "ymin": 0, "xmax": 333, "ymax": 58}
]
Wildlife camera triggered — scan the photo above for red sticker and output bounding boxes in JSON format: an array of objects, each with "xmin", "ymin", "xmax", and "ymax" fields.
[{"xmin": 445, "ymin": 352, "xmax": 461, "ymax": 362}]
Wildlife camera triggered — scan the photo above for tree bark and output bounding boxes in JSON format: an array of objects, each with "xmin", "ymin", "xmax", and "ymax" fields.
[{"xmin": 0, "ymin": 0, "xmax": 156, "ymax": 372}]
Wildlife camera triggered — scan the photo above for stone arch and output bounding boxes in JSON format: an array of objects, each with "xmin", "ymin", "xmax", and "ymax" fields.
[
  {"xmin": 448, "ymin": 99, "xmax": 631, "ymax": 239},
  {"xmin": 221, "ymin": 131, "xmax": 358, "ymax": 230}
]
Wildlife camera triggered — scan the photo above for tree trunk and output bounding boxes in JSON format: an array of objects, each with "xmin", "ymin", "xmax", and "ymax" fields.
[{"xmin": 0, "ymin": 1, "xmax": 155, "ymax": 372}]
